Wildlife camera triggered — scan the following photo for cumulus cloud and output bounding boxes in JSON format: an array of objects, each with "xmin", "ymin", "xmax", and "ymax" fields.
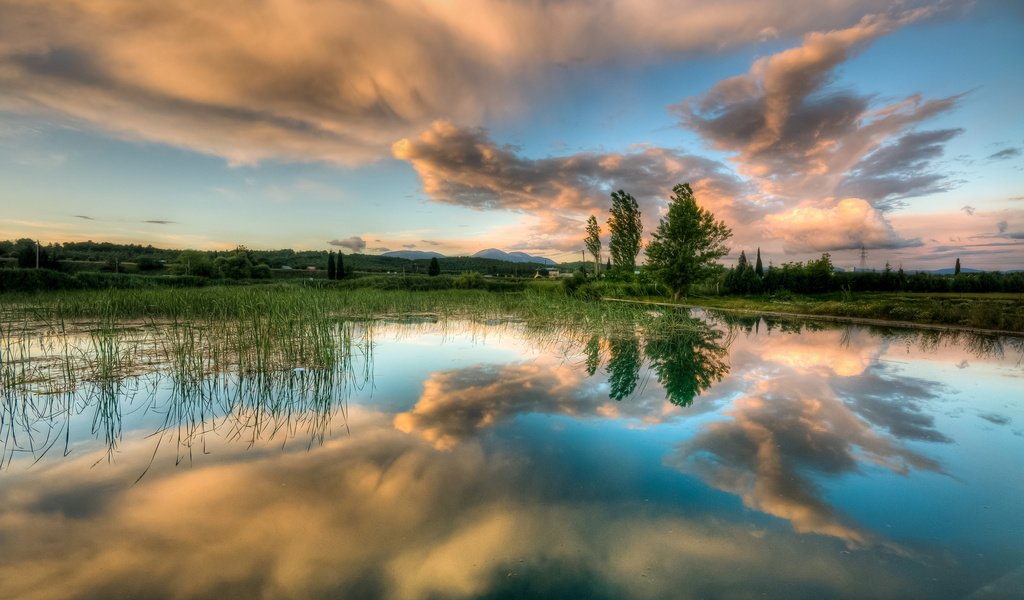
[
  {"xmin": 394, "ymin": 121, "xmax": 754, "ymax": 250},
  {"xmin": 764, "ymin": 198, "xmax": 922, "ymax": 252},
  {"xmin": 676, "ymin": 9, "xmax": 961, "ymax": 209},
  {"xmin": 0, "ymin": 0, "xmax": 940, "ymax": 165},
  {"xmin": 327, "ymin": 236, "xmax": 366, "ymax": 253}
]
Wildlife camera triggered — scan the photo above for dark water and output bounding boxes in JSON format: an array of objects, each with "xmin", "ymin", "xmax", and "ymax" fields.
[{"xmin": 2, "ymin": 313, "xmax": 1023, "ymax": 599}]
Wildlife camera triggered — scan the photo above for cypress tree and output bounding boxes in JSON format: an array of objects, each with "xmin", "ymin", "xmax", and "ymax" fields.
[
  {"xmin": 737, "ymin": 250, "xmax": 748, "ymax": 271},
  {"xmin": 337, "ymin": 253, "xmax": 345, "ymax": 279},
  {"xmin": 428, "ymin": 256, "xmax": 441, "ymax": 276},
  {"xmin": 954, "ymin": 258, "xmax": 961, "ymax": 275},
  {"xmin": 327, "ymin": 252, "xmax": 336, "ymax": 280},
  {"xmin": 755, "ymin": 248, "xmax": 763, "ymax": 277}
]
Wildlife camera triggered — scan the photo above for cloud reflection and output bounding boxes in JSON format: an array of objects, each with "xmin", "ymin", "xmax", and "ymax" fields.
[{"xmin": 0, "ymin": 405, "xmax": 939, "ymax": 600}]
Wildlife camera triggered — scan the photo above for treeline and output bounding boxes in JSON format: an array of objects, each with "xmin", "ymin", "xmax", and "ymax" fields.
[
  {"xmin": 0, "ymin": 238, "xmax": 555, "ymax": 278},
  {"xmin": 722, "ymin": 252, "xmax": 1024, "ymax": 295}
]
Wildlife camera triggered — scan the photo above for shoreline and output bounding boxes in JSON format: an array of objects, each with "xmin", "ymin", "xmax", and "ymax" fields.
[{"xmin": 602, "ymin": 297, "xmax": 1024, "ymax": 338}]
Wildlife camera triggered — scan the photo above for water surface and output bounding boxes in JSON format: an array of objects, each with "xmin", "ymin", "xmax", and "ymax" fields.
[{"xmin": 2, "ymin": 313, "xmax": 1022, "ymax": 599}]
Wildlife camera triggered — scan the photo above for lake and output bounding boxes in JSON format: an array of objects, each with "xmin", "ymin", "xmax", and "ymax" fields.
[{"xmin": 1, "ymin": 310, "xmax": 1022, "ymax": 599}]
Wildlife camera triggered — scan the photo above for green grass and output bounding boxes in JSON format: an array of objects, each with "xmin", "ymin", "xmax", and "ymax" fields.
[{"xmin": 648, "ymin": 291, "xmax": 1024, "ymax": 333}]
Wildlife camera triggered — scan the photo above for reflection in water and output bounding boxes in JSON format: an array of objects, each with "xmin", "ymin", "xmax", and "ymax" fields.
[
  {"xmin": 644, "ymin": 325, "xmax": 731, "ymax": 407},
  {"xmin": 606, "ymin": 336, "xmax": 641, "ymax": 401},
  {"xmin": 1, "ymin": 312, "xmax": 1023, "ymax": 598},
  {"xmin": 1, "ymin": 320, "xmax": 372, "ymax": 469}
]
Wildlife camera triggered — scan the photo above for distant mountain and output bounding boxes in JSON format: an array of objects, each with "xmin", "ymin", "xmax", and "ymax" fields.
[
  {"xmin": 472, "ymin": 248, "xmax": 557, "ymax": 265},
  {"xmin": 381, "ymin": 250, "xmax": 446, "ymax": 260}
]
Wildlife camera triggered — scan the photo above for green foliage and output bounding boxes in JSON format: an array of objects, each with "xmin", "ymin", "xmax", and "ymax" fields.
[
  {"xmin": 584, "ymin": 215, "xmax": 602, "ymax": 274},
  {"xmin": 428, "ymin": 256, "xmax": 441, "ymax": 276},
  {"xmin": 606, "ymin": 336, "xmax": 641, "ymax": 400},
  {"xmin": 14, "ymin": 239, "xmax": 62, "ymax": 270},
  {"xmin": 327, "ymin": 252, "xmax": 337, "ymax": 280},
  {"xmin": 608, "ymin": 189, "xmax": 642, "ymax": 271},
  {"xmin": 174, "ymin": 250, "xmax": 216, "ymax": 278},
  {"xmin": 645, "ymin": 183, "xmax": 732, "ymax": 299},
  {"xmin": 644, "ymin": 325, "xmax": 730, "ymax": 407},
  {"xmin": 755, "ymin": 248, "xmax": 763, "ymax": 277},
  {"xmin": 562, "ymin": 270, "xmax": 601, "ymax": 300},
  {"xmin": 955, "ymin": 258, "xmax": 961, "ymax": 276}
]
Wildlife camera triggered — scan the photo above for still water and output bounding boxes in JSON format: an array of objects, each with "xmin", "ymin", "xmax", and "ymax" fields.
[{"xmin": 1, "ymin": 312, "xmax": 1022, "ymax": 599}]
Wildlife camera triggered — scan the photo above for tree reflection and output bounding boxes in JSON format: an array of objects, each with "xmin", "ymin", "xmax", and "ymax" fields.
[
  {"xmin": 606, "ymin": 336, "xmax": 641, "ymax": 401},
  {"xmin": 643, "ymin": 323, "xmax": 730, "ymax": 407}
]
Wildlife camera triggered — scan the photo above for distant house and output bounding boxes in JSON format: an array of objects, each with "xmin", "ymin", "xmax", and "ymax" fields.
[
  {"xmin": 306, "ymin": 266, "xmax": 317, "ymax": 271},
  {"xmin": 280, "ymin": 265, "xmax": 293, "ymax": 270}
]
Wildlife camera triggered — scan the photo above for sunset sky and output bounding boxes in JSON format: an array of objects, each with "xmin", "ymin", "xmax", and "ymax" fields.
[{"xmin": 1, "ymin": 0, "xmax": 1021, "ymax": 270}]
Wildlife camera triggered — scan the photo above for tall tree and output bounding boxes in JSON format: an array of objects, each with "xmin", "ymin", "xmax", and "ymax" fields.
[
  {"xmin": 645, "ymin": 183, "xmax": 732, "ymax": 299},
  {"xmin": 428, "ymin": 256, "xmax": 441, "ymax": 276},
  {"xmin": 755, "ymin": 248, "xmax": 763, "ymax": 277},
  {"xmin": 607, "ymin": 189, "xmax": 642, "ymax": 271},
  {"xmin": 736, "ymin": 250, "xmax": 748, "ymax": 271},
  {"xmin": 337, "ymin": 252, "xmax": 346, "ymax": 279},
  {"xmin": 327, "ymin": 251, "xmax": 337, "ymax": 280},
  {"xmin": 954, "ymin": 258, "xmax": 961, "ymax": 275},
  {"xmin": 584, "ymin": 215, "xmax": 602, "ymax": 276}
]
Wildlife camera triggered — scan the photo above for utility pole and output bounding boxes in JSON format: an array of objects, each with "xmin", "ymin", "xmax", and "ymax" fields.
[{"xmin": 35, "ymin": 240, "xmax": 40, "ymax": 269}]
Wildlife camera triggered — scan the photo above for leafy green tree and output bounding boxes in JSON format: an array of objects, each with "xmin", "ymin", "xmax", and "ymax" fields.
[
  {"xmin": 14, "ymin": 239, "xmax": 60, "ymax": 270},
  {"xmin": 645, "ymin": 183, "xmax": 732, "ymax": 299},
  {"xmin": 327, "ymin": 251, "xmax": 337, "ymax": 280},
  {"xmin": 584, "ymin": 215, "xmax": 602, "ymax": 276},
  {"xmin": 251, "ymin": 263, "xmax": 272, "ymax": 279},
  {"xmin": 215, "ymin": 251, "xmax": 253, "ymax": 279},
  {"xmin": 175, "ymin": 250, "xmax": 216, "ymax": 278},
  {"xmin": 755, "ymin": 248, "xmax": 763, "ymax": 277},
  {"xmin": 608, "ymin": 189, "xmax": 642, "ymax": 271},
  {"xmin": 428, "ymin": 256, "xmax": 441, "ymax": 276}
]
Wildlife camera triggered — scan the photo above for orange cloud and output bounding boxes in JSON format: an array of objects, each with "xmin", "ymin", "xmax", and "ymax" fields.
[
  {"xmin": 763, "ymin": 198, "xmax": 922, "ymax": 252},
  {"xmin": 394, "ymin": 120, "xmax": 754, "ymax": 252},
  {"xmin": 0, "ymin": 0, "xmax": 938, "ymax": 165}
]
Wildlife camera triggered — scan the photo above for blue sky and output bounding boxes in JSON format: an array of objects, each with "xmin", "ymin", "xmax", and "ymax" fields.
[{"xmin": 0, "ymin": 0, "xmax": 1021, "ymax": 270}]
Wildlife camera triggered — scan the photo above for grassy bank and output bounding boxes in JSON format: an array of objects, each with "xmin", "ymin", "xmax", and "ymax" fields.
[{"xmin": 646, "ymin": 291, "xmax": 1024, "ymax": 333}]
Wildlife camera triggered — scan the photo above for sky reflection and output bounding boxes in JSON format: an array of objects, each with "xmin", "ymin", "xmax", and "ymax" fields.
[{"xmin": 1, "ymin": 316, "xmax": 1023, "ymax": 598}]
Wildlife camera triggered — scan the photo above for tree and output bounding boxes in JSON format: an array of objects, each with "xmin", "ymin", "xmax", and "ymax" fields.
[
  {"xmin": 608, "ymin": 189, "xmax": 642, "ymax": 271},
  {"xmin": 337, "ymin": 253, "xmax": 345, "ymax": 279},
  {"xmin": 645, "ymin": 183, "xmax": 732, "ymax": 299},
  {"xmin": 755, "ymin": 248, "xmax": 763, "ymax": 277},
  {"xmin": 327, "ymin": 251, "xmax": 337, "ymax": 280},
  {"xmin": 955, "ymin": 258, "xmax": 961, "ymax": 276},
  {"xmin": 428, "ymin": 256, "xmax": 441, "ymax": 276},
  {"xmin": 584, "ymin": 215, "xmax": 602, "ymax": 276},
  {"xmin": 175, "ymin": 250, "xmax": 216, "ymax": 278}
]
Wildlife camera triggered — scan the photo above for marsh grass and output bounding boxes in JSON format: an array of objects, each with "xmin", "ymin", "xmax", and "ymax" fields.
[{"xmin": 0, "ymin": 284, "xmax": 718, "ymax": 468}]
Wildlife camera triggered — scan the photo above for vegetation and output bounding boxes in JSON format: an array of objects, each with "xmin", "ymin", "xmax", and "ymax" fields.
[
  {"xmin": 608, "ymin": 189, "xmax": 642, "ymax": 272},
  {"xmin": 584, "ymin": 215, "xmax": 602, "ymax": 275},
  {"xmin": 645, "ymin": 183, "xmax": 732, "ymax": 299}
]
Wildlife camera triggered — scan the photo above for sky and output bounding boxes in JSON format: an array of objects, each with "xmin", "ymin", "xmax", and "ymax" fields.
[{"xmin": 0, "ymin": 0, "xmax": 1021, "ymax": 270}]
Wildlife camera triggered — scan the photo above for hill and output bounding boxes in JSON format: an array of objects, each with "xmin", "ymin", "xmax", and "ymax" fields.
[{"xmin": 472, "ymin": 248, "xmax": 556, "ymax": 265}]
